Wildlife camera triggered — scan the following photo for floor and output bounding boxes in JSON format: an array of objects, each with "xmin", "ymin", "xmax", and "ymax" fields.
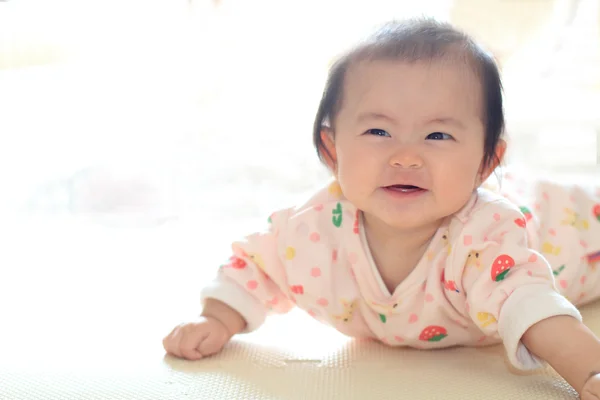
[{"xmin": 0, "ymin": 214, "xmax": 595, "ymax": 399}]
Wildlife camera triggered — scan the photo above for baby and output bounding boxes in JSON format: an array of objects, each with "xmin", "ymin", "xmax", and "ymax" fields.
[{"xmin": 163, "ymin": 18, "xmax": 600, "ymax": 398}]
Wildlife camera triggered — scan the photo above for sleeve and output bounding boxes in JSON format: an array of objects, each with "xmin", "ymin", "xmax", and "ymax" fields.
[
  {"xmin": 456, "ymin": 201, "xmax": 582, "ymax": 370},
  {"xmin": 200, "ymin": 209, "xmax": 296, "ymax": 333}
]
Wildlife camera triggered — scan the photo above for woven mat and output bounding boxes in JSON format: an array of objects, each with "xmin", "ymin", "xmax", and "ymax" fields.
[{"xmin": 0, "ymin": 216, "xmax": 594, "ymax": 400}]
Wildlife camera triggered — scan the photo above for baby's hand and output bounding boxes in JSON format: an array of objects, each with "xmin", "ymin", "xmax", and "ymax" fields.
[
  {"xmin": 163, "ymin": 316, "xmax": 232, "ymax": 360},
  {"xmin": 582, "ymin": 373, "xmax": 600, "ymax": 400}
]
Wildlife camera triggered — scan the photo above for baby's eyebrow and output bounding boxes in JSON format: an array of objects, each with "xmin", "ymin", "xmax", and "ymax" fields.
[
  {"xmin": 357, "ymin": 113, "xmax": 468, "ymax": 130},
  {"xmin": 427, "ymin": 117, "xmax": 467, "ymax": 130},
  {"xmin": 356, "ymin": 112, "xmax": 397, "ymax": 124}
]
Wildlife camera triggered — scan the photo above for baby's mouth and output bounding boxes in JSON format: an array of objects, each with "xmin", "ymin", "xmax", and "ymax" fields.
[{"xmin": 384, "ymin": 184, "xmax": 425, "ymax": 193}]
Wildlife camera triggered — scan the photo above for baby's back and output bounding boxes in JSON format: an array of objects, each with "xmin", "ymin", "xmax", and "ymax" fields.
[{"xmin": 485, "ymin": 172, "xmax": 600, "ymax": 305}]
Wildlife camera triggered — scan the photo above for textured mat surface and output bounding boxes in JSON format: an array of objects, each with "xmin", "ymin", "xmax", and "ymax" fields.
[{"xmin": 1, "ymin": 216, "xmax": 597, "ymax": 400}]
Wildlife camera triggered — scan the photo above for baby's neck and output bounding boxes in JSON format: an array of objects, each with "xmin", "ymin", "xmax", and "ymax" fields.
[
  {"xmin": 362, "ymin": 214, "xmax": 443, "ymax": 293},
  {"xmin": 362, "ymin": 214, "xmax": 441, "ymax": 256}
]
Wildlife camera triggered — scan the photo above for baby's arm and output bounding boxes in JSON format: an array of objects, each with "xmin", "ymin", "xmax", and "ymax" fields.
[
  {"xmin": 455, "ymin": 200, "xmax": 589, "ymax": 390},
  {"xmin": 522, "ymin": 315, "xmax": 600, "ymax": 397},
  {"xmin": 164, "ymin": 209, "xmax": 296, "ymax": 360},
  {"xmin": 163, "ymin": 298, "xmax": 246, "ymax": 360},
  {"xmin": 201, "ymin": 298, "xmax": 247, "ymax": 334}
]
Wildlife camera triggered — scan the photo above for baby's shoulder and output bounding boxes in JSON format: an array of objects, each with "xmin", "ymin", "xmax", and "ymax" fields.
[
  {"xmin": 271, "ymin": 180, "xmax": 356, "ymax": 233},
  {"xmin": 291, "ymin": 180, "xmax": 347, "ymax": 212},
  {"xmin": 464, "ymin": 188, "xmax": 524, "ymax": 221},
  {"xmin": 448, "ymin": 188, "xmax": 527, "ymax": 242}
]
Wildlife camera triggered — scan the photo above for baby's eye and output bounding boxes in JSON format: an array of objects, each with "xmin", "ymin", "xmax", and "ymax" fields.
[
  {"xmin": 365, "ymin": 128, "xmax": 391, "ymax": 137},
  {"xmin": 426, "ymin": 132, "xmax": 453, "ymax": 140}
]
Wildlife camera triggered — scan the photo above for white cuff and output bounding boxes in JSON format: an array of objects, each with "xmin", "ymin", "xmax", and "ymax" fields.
[
  {"xmin": 200, "ymin": 276, "xmax": 267, "ymax": 333},
  {"xmin": 498, "ymin": 284, "xmax": 582, "ymax": 370}
]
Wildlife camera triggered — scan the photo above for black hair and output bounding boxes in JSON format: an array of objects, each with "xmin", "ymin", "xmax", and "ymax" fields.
[{"xmin": 312, "ymin": 18, "xmax": 504, "ymax": 172}]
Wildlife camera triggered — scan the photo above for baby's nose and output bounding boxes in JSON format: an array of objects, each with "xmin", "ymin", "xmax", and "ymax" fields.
[{"xmin": 389, "ymin": 146, "xmax": 423, "ymax": 169}]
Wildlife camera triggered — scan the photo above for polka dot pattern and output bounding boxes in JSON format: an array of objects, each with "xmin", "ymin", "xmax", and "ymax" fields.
[{"xmin": 215, "ymin": 178, "xmax": 600, "ymax": 354}]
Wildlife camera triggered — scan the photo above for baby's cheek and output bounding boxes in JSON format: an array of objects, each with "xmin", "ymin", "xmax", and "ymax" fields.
[
  {"xmin": 336, "ymin": 173, "xmax": 362, "ymax": 202},
  {"xmin": 435, "ymin": 177, "xmax": 475, "ymax": 211}
]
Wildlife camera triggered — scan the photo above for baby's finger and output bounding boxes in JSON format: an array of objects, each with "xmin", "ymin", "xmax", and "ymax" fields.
[
  {"xmin": 163, "ymin": 330, "xmax": 183, "ymax": 358},
  {"xmin": 179, "ymin": 330, "xmax": 209, "ymax": 360},
  {"xmin": 582, "ymin": 374, "xmax": 600, "ymax": 400},
  {"xmin": 197, "ymin": 330, "xmax": 228, "ymax": 357},
  {"xmin": 582, "ymin": 389, "xmax": 600, "ymax": 400}
]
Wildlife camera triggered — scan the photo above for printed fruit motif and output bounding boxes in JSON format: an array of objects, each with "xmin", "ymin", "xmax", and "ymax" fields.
[
  {"xmin": 542, "ymin": 242, "xmax": 561, "ymax": 256},
  {"xmin": 353, "ymin": 210, "xmax": 359, "ymax": 234},
  {"xmin": 332, "ymin": 202, "xmax": 343, "ymax": 227},
  {"xmin": 561, "ymin": 208, "xmax": 589, "ymax": 230},
  {"xmin": 594, "ymin": 204, "xmax": 600, "ymax": 222},
  {"xmin": 441, "ymin": 269, "xmax": 459, "ymax": 292},
  {"xmin": 519, "ymin": 206, "xmax": 533, "ymax": 222},
  {"xmin": 514, "ymin": 218, "xmax": 526, "ymax": 228},
  {"xmin": 444, "ymin": 280, "xmax": 460, "ymax": 293},
  {"xmin": 328, "ymin": 181, "xmax": 343, "ymax": 197},
  {"xmin": 379, "ymin": 314, "xmax": 387, "ymax": 323},
  {"xmin": 553, "ymin": 265, "xmax": 566, "ymax": 276},
  {"xmin": 491, "ymin": 254, "xmax": 515, "ymax": 282},
  {"xmin": 419, "ymin": 325, "xmax": 448, "ymax": 342},
  {"xmin": 477, "ymin": 312, "xmax": 497, "ymax": 328},
  {"xmin": 227, "ymin": 256, "xmax": 247, "ymax": 269},
  {"xmin": 290, "ymin": 285, "xmax": 304, "ymax": 295}
]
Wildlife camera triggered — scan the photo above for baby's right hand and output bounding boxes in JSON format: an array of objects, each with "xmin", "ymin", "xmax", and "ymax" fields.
[
  {"xmin": 163, "ymin": 316, "xmax": 232, "ymax": 360},
  {"xmin": 582, "ymin": 373, "xmax": 600, "ymax": 400}
]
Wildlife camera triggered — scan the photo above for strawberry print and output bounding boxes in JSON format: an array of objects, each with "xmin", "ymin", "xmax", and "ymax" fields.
[
  {"xmin": 419, "ymin": 325, "xmax": 448, "ymax": 342},
  {"xmin": 332, "ymin": 202, "xmax": 343, "ymax": 228},
  {"xmin": 444, "ymin": 280, "xmax": 460, "ymax": 293},
  {"xmin": 227, "ymin": 256, "xmax": 247, "ymax": 269},
  {"xmin": 441, "ymin": 270, "xmax": 459, "ymax": 293},
  {"xmin": 514, "ymin": 217, "xmax": 526, "ymax": 228},
  {"xmin": 593, "ymin": 204, "xmax": 600, "ymax": 222},
  {"xmin": 290, "ymin": 285, "xmax": 304, "ymax": 295},
  {"xmin": 353, "ymin": 210, "xmax": 359, "ymax": 234},
  {"xmin": 491, "ymin": 254, "xmax": 515, "ymax": 282},
  {"xmin": 519, "ymin": 206, "xmax": 533, "ymax": 222}
]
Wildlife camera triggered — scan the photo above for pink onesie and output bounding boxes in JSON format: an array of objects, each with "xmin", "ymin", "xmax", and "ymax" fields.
[{"xmin": 201, "ymin": 178, "xmax": 600, "ymax": 370}]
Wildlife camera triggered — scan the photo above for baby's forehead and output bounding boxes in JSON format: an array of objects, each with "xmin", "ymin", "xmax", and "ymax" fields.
[
  {"xmin": 346, "ymin": 52, "xmax": 482, "ymax": 88},
  {"xmin": 341, "ymin": 58, "xmax": 485, "ymax": 115}
]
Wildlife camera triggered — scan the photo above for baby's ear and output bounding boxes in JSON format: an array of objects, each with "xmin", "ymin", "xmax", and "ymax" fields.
[
  {"xmin": 319, "ymin": 128, "xmax": 337, "ymax": 173},
  {"xmin": 479, "ymin": 139, "xmax": 506, "ymax": 184}
]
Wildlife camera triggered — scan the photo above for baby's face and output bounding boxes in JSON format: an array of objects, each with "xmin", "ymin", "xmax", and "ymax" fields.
[{"xmin": 330, "ymin": 59, "xmax": 486, "ymax": 232}]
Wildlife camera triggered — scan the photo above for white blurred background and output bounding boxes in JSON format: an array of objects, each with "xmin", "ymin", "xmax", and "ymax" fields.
[
  {"xmin": 0, "ymin": 0, "xmax": 599, "ymax": 228},
  {"xmin": 0, "ymin": 3, "xmax": 598, "ymax": 388}
]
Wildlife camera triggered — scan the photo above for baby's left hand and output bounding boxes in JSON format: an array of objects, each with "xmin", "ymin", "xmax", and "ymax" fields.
[{"xmin": 582, "ymin": 373, "xmax": 600, "ymax": 400}]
